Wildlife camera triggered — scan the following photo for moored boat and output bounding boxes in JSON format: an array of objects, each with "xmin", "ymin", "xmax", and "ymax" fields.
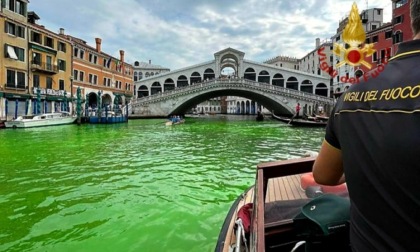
[
  {"xmin": 4, "ymin": 112, "xmax": 76, "ymax": 128},
  {"xmin": 272, "ymin": 114, "xmax": 327, "ymax": 128},
  {"xmin": 215, "ymin": 157, "xmax": 350, "ymax": 252}
]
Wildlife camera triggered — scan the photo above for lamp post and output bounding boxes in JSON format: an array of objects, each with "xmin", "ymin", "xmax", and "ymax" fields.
[{"xmin": 70, "ymin": 76, "xmax": 74, "ymax": 115}]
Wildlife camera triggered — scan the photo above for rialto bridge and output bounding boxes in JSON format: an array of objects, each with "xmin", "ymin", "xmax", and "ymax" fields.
[{"xmin": 130, "ymin": 48, "xmax": 334, "ymax": 117}]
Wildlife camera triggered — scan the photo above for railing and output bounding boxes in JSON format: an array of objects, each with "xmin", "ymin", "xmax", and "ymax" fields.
[
  {"xmin": 130, "ymin": 78, "xmax": 334, "ymax": 110},
  {"xmin": 31, "ymin": 61, "xmax": 59, "ymax": 74}
]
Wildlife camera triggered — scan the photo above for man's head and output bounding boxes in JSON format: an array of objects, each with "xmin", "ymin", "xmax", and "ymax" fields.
[{"xmin": 411, "ymin": 0, "xmax": 420, "ymax": 36}]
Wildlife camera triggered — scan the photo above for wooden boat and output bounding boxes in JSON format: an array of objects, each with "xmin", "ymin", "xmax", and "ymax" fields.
[
  {"xmin": 271, "ymin": 114, "xmax": 290, "ymax": 123},
  {"xmin": 256, "ymin": 112, "xmax": 264, "ymax": 121},
  {"xmin": 272, "ymin": 114, "xmax": 327, "ymax": 128},
  {"xmin": 215, "ymin": 157, "xmax": 350, "ymax": 252},
  {"xmin": 4, "ymin": 112, "xmax": 76, "ymax": 128}
]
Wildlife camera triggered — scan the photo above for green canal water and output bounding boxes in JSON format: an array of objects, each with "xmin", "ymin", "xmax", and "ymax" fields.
[{"xmin": 0, "ymin": 115, "xmax": 325, "ymax": 252}]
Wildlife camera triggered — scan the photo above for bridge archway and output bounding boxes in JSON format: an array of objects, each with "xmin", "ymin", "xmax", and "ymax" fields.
[
  {"xmin": 204, "ymin": 68, "xmax": 215, "ymax": 80},
  {"xmin": 301, "ymin": 80, "xmax": 313, "ymax": 94},
  {"xmin": 286, "ymin": 77, "xmax": 299, "ymax": 90},
  {"xmin": 190, "ymin": 72, "xmax": 201, "ymax": 84},
  {"xmin": 220, "ymin": 53, "xmax": 239, "ymax": 77},
  {"xmin": 151, "ymin": 82, "xmax": 162, "ymax": 95},
  {"xmin": 244, "ymin": 68, "xmax": 256, "ymax": 81},
  {"xmin": 137, "ymin": 85, "xmax": 149, "ymax": 98},
  {"xmin": 315, "ymin": 83, "xmax": 328, "ymax": 97},
  {"xmin": 177, "ymin": 75, "xmax": 188, "ymax": 87},
  {"xmin": 164, "ymin": 78, "xmax": 175, "ymax": 91},
  {"xmin": 258, "ymin": 70, "xmax": 270, "ymax": 84},
  {"xmin": 165, "ymin": 88, "xmax": 294, "ymax": 116},
  {"xmin": 272, "ymin": 73, "xmax": 284, "ymax": 87}
]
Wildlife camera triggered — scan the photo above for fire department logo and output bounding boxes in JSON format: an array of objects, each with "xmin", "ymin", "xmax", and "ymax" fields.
[{"xmin": 333, "ymin": 3, "xmax": 376, "ymax": 69}]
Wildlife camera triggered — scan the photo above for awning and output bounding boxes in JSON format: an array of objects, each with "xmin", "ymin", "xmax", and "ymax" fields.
[
  {"xmin": 4, "ymin": 93, "xmax": 32, "ymax": 99},
  {"xmin": 46, "ymin": 96, "xmax": 65, "ymax": 101},
  {"xmin": 7, "ymin": 45, "xmax": 18, "ymax": 60},
  {"xmin": 29, "ymin": 43, "xmax": 57, "ymax": 55}
]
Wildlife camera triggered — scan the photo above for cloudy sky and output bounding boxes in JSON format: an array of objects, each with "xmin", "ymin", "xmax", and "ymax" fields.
[{"xmin": 30, "ymin": 0, "xmax": 393, "ymax": 70}]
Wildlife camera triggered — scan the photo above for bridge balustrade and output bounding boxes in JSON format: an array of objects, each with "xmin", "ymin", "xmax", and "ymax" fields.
[{"xmin": 128, "ymin": 78, "xmax": 334, "ymax": 113}]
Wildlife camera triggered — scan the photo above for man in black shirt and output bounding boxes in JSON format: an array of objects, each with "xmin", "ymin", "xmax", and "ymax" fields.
[{"xmin": 313, "ymin": 1, "xmax": 420, "ymax": 251}]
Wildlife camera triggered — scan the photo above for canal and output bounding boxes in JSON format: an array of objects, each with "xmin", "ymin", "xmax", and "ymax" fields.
[{"xmin": 0, "ymin": 115, "xmax": 325, "ymax": 252}]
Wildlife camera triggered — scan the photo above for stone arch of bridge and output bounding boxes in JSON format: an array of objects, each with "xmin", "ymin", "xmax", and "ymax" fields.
[{"xmin": 166, "ymin": 88, "xmax": 293, "ymax": 116}]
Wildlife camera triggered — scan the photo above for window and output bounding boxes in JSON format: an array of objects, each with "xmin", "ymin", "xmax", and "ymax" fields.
[
  {"xmin": 59, "ymin": 80, "xmax": 65, "ymax": 90},
  {"xmin": 372, "ymin": 25, "xmax": 377, "ymax": 30},
  {"xmin": 336, "ymin": 35, "xmax": 340, "ymax": 41},
  {"xmin": 103, "ymin": 77, "xmax": 107, "ymax": 86},
  {"xmin": 372, "ymin": 36, "xmax": 378, "ymax": 43},
  {"xmin": 58, "ymin": 59, "xmax": 66, "ymax": 71},
  {"xmin": 79, "ymin": 71, "xmax": 84, "ymax": 82},
  {"xmin": 46, "ymin": 77, "xmax": 53, "ymax": 89},
  {"xmin": 58, "ymin": 42, "xmax": 66, "ymax": 52},
  {"xmin": 45, "ymin": 37, "xmax": 54, "ymax": 48},
  {"xmin": 385, "ymin": 30, "xmax": 392, "ymax": 39},
  {"xmin": 395, "ymin": 0, "xmax": 408, "ymax": 8},
  {"xmin": 394, "ymin": 15, "xmax": 403, "ymax": 24},
  {"xmin": 380, "ymin": 50, "xmax": 386, "ymax": 62},
  {"xmin": 394, "ymin": 31, "xmax": 403, "ymax": 44},
  {"xmin": 5, "ymin": 22, "xmax": 15, "ymax": 35},
  {"xmin": 31, "ymin": 31, "xmax": 41, "ymax": 43},
  {"xmin": 5, "ymin": 44, "xmax": 24, "ymax": 61},
  {"xmin": 74, "ymin": 70, "xmax": 79, "ymax": 80},
  {"xmin": 15, "ymin": 47, "xmax": 24, "ymax": 61},
  {"xmin": 4, "ymin": 0, "xmax": 26, "ymax": 15},
  {"xmin": 33, "ymin": 75, "xmax": 40, "ymax": 88},
  {"xmin": 79, "ymin": 50, "xmax": 84, "ymax": 59},
  {"xmin": 365, "ymin": 38, "xmax": 370, "ymax": 43},
  {"xmin": 6, "ymin": 69, "xmax": 25, "ymax": 88},
  {"xmin": 89, "ymin": 53, "xmax": 98, "ymax": 64},
  {"xmin": 107, "ymin": 79, "xmax": 111, "ymax": 87},
  {"xmin": 89, "ymin": 74, "xmax": 97, "ymax": 84},
  {"xmin": 372, "ymin": 52, "xmax": 378, "ymax": 62},
  {"xmin": 74, "ymin": 48, "xmax": 79, "ymax": 57},
  {"xmin": 32, "ymin": 52, "xmax": 41, "ymax": 64}
]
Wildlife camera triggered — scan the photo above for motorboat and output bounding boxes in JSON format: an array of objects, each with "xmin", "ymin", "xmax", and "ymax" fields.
[{"xmin": 5, "ymin": 112, "xmax": 76, "ymax": 128}]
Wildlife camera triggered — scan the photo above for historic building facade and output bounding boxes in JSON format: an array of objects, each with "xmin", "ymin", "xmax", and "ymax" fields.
[
  {"xmin": 0, "ymin": 0, "xmax": 30, "ymax": 119},
  {"xmin": 65, "ymin": 34, "xmax": 134, "ymax": 110}
]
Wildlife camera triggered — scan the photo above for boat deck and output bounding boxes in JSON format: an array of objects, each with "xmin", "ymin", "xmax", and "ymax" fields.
[{"xmin": 266, "ymin": 174, "xmax": 307, "ymax": 202}]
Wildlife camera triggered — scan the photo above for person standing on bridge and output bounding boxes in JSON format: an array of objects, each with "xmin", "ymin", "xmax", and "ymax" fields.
[
  {"xmin": 295, "ymin": 103, "xmax": 301, "ymax": 118},
  {"xmin": 313, "ymin": 1, "xmax": 420, "ymax": 251}
]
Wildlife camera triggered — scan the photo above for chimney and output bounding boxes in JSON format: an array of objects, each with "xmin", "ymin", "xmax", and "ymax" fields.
[
  {"xmin": 149, "ymin": 60, "xmax": 151, "ymax": 64},
  {"xmin": 120, "ymin": 50, "xmax": 125, "ymax": 73},
  {"xmin": 315, "ymin": 38, "xmax": 320, "ymax": 48},
  {"xmin": 95, "ymin": 38, "xmax": 102, "ymax": 52},
  {"xmin": 59, "ymin": 28, "xmax": 65, "ymax": 35}
]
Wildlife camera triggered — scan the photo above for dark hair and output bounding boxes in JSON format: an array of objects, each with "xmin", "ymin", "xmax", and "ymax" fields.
[{"xmin": 411, "ymin": 0, "xmax": 420, "ymax": 35}]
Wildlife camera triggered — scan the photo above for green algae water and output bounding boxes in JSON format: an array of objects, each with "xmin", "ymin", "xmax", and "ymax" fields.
[{"xmin": 0, "ymin": 116, "xmax": 325, "ymax": 252}]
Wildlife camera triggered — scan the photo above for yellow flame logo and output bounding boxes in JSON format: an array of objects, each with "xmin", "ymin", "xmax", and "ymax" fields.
[{"xmin": 333, "ymin": 3, "xmax": 376, "ymax": 68}]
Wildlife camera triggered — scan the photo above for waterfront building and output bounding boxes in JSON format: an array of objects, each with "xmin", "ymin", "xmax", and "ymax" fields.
[
  {"xmin": 0, "ymin": 0, "xmax": 30, "ymax": 120},
  {"xmin": 65, "ymin": 34, "xmax": 134, "ymax": 109},
  {"xmin": 27, "ymin": 12, "xmax": 73, "ymax": 115},
  {"xmin": 264, "ymin": 38, "xmax": 333, "ymax": 97},
  {"xmin": 133, "ymin": 60, "xmax": 170, "ymax": 82},
  {"xmin": 263, "ymin": 56, "xmax": 299, "ymax": 70}
]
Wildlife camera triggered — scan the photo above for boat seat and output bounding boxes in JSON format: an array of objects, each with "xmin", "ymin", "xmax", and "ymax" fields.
[{"xmin": 300, "ymin": 172, "xmax": 348, "ymax": 195}]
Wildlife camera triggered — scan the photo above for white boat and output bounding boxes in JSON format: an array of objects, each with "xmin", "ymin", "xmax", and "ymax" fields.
[{"xmin": 5, "ymin": 112, "xmax": 77, "ymax": 128}]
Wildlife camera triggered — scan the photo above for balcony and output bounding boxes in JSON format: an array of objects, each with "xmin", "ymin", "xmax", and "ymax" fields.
[{"xmin": 31, "ymin": 61, "xmax": 59, "ymax": 74}]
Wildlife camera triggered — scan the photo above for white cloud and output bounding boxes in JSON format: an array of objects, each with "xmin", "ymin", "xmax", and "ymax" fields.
[{"xmin": 30, "ymin": 0, "xmax": 394, "ymax": 70}]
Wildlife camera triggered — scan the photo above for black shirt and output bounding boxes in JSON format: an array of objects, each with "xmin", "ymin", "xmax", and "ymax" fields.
[{"xmin": 325, "ymin": 40, "xmax": 420, "ymax": 251}]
